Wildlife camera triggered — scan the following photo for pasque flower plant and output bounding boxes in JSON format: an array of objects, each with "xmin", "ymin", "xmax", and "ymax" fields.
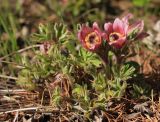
[
  {"xmin": 76, "ymin": 14, "xmax": 149, "ymax": 105},
  {"xmin": 16, "ymin": 13, "xmax": 151, "ymax": 119}
]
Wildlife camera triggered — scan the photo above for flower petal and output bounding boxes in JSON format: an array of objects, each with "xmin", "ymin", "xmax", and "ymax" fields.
[
  {"xmin": 109, "ymin": 37, "xmax": 126, "ymax": 48},
  {"xmin": 122, "ymin": 13, "xmax": 133, "ymax": 24},
  {"xmin": 128, "ymin": 20, "xmax": 144, "ymax": 35},
  {"xmin": 113, "ymin": 18, "xmax": 125, "ymax": 34},
  {"xmin": 78, "ymin": 25, "xmax": 92, "ymax": 42},
  {"xmin": 135, "ymin": 32, "xmax": 149, "ymax": 40},
  {"xmin": 104, "ymin": 22, "xmax": 113, "ymax": 41},
  {"xmin": 93, "ymin": 22, "xmax": 100, "ymax": 31},
  {"xmin": 78, "ymin": 30, "xmax": 82, "ymax": 42},
  {"xmin": 104, "ymin": 22, "xmax": 113, "ymax": 34},
  {"xmin": 122, "ymin": 14, "xmax": 133, "ymax": 35},
  {"xmin": 93, "ymin": 22, "xmax": 102, "ymax": 37}
]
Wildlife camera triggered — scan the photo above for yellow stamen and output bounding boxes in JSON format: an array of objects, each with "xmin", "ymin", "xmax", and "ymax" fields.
[
  {"xmin": 85, "ymin": 32, "xmax": 101, "ymax": 49},
  {"xmin": 109, "ymin": 32, "xmax": 123, "ymax": 42}
]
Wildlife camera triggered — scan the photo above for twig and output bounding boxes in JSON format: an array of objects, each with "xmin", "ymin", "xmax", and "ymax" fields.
[
  {"xmin": 13, "ymin": 111, "xmax": 19, "ymax": 122},
  {"xmin": 73, "ymin": 105, "xmax": 86, "ymax": 113},
  {"xmin": 0, "ymin": 89, "xmax": 26, "ymax": 94},
  {"xmin": 0, "ymin": 74, "xmax": 17, "ymax": 80},
  {"xmin": 0, "ymin": 44, "xmax": 41, "ymax": 61},
  {"xmin": 0, "ymin": 107, "xmax": 39, "ymax": 115},
  {"xmin": 0, "ymin": 106, "xmax": 70, "ymax": 115}
]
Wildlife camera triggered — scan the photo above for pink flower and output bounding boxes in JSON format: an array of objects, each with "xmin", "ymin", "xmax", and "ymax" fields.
[
  {"xmin": 104, "ymin": 18, "xmax": 128, "ymax": 48},
  {"xmin": 78, "ymin": 22, "xmax": 102, "ymax": 51},
  {"xmin": 104, "ymin": 14, "xmax": 148, "ymax": 48}
]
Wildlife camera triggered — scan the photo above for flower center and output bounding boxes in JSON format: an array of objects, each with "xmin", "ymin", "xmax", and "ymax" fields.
[
  {"xmin": 109, "ymin": 32, "xmax": 122, "ymax": 42},
  {"xmin": 85, "ymin": 32, "xmax": 101, "ymax": 49},
  {"xmin": 89, "ymin": 34, "xmax": 96, "ymax": 43}
]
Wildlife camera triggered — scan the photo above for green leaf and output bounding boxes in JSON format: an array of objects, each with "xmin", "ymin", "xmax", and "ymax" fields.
[
  {"xmin": 92, "ymin": 73, "xmax": 107, "ymax": 91},
  {"xmin": 52, "ymin": 86, "xmax": 61, "ymax": 106},
  {"xmin": 124, "ymin": 61, "xmax": 140, "ymax": 73},
  {"xmin": 112, "ymin": 64, "xmax": 136, "ymax": 81},
  {"xmin": 32, "ymin": 23, "xmax": 69, "ymax": 44},
  {"xmin": 72, "ymin": 84, "xmax": 90, "ymax": 102},
  {"xmin": 78, "ymin": 48, "xmax": 101, "ymax": 67}
]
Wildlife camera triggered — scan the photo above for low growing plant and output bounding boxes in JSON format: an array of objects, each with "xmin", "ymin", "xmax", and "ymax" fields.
[{"xmin": 17, "ymin": 13, "xmax": 149, "ymax": 118}]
